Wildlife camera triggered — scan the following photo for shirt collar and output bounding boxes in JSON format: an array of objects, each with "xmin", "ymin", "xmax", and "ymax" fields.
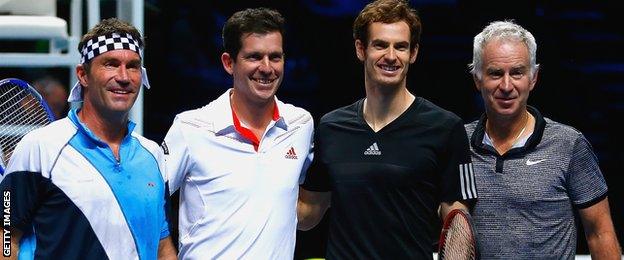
[
  {"xmin": 68, "ymin": 108, "xmax": 136, "ymax": 146},
  {"xmin": 482, "ymin": 130, "xmax": 530, "ymax": 149},
  {"xmin": 211, "ymin": 89, "xmax": 288, "ymax": 134},
  {"xmin": 470, "ymin": 105, "xmax": 546, "ymax": 156}
]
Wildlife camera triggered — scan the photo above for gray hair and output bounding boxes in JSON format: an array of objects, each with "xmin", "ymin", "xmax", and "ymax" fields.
[{"xmin": 469, "ymin": 20, "xmax": 539, "ymax": 79}]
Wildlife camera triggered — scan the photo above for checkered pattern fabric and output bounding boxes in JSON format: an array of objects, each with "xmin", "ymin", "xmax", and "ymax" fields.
[
  {"xmin": 68, "ymin": 32, "xmax": 150, "ymax": 102},
  {"xmin": 80, "ymin": 33, "xmax": 142, "ymax": 64}
]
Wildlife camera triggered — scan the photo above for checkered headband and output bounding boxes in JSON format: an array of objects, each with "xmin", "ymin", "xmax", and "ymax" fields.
[
  {"xmin": 80, "ymin": 33, "xmax": 142, "ymax": 64},
  {"xmin": 68, "ymin": 32, "xmax": 151, "ymax": 102}
]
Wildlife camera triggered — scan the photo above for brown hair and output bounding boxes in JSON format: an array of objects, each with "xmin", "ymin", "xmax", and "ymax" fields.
[
  {"xmin": 222, "ymin": 8, "xmax": 285, "ymax": 59},
  {"xmin": 353, "ymin": 0, "xmax": 421, "ymax": 50}
]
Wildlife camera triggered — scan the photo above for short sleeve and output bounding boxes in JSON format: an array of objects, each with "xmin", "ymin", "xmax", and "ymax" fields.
[
  {"xmin": 298, "ymin": 120, "xmax": 315, "ymax": 185},
  {"xmin": 300, "ymin": 122, "xmax": 331, "ymax": 192},
  {"xmin": 162, "ymin": 116, "xmax": 191, "ymax": 194},
  {"xmin": 1, "ymin": 135, "xmax": 46, "ymax": 233},
  {"xmin": 567, "ymin": 134, "xmax": 608, "ymax": 208},
  {"xmin": 4, "ymin": 133, "xmax": 43, "ymax": 179},
  {"xmin": 160, "ymin": 182, "xmax": 172, "ymax": 239},
  {"xmin": 440, "ymin": 120, "xmax": 477, "ymax": 203},
  {"xmin": 145, "ymin": 138, "xmax": 172, "ymax": 239}
]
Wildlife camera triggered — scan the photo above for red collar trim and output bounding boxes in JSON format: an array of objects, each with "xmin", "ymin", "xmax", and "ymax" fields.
[
  {"xmin": 272, "ymin": 102, "xmax": 280, "ymax": 121},
  {"xmin": 231, "ymin": 102, "xmax": 280, "ymax": 152}
]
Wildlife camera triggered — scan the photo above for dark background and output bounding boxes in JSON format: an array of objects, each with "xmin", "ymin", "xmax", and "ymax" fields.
[{"xmin": 2, "ymin": 0, "xmax": 622, "ymax": 258}]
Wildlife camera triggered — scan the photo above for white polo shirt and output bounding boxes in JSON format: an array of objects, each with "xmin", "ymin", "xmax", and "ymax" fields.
[{"xmin": 163, "ymin": 89, "xmax": 314, "ymax": 259}]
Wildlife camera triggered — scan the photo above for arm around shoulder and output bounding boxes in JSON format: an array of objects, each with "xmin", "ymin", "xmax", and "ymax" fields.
[
  {"xmin": 297, "ymin": 187, "xmax": 331, "ymax": 231},
  {"xmin": 578, "ymin": 197, "xmax": 621, "ymax": 259}
]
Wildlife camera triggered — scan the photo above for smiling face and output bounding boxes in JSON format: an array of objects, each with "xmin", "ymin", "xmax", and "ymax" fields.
[
  {"xmin": 78, "ymin": 49, "xmax": 142, "ymax": 117},
  {"xmin": 221, "ymin": 31, "xmax": 284, "ymax": 105},
  {"xmin": 356, "ymin": 21, "xmax": 418, "ymax": 89},
  {"xmin": 475, "ymin": 39, "xmax": 538, "ymax": 119}
]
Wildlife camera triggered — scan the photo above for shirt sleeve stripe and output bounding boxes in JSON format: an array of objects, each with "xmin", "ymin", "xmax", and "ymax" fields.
[
  {"xmin": 459, "ymin": 164, "xmax": 468, "ymax": 199},
  {"xmin": 464, "ymin": 163, "xmax": 474, "ymax": 198},
  {"xmin": 459, "ymin": 163, "xmax": 477, "ymax": 200},
  {"xmin": 468, "ymin": 163, "xmax": 478, "ymax": 198}
]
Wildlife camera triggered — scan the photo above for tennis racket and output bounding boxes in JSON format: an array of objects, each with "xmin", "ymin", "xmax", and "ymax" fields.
[
  {"xmin": 438, "ymin": 208, "xmax": 479, "ymax": 260},
  {"xmin": 0, "ymin": 78, "xmax": 55, "ymax": 175}
]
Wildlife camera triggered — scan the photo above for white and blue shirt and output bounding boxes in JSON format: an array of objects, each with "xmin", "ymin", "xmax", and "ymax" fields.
[{"xmin": 1, "ymin": 109, "xmax": 170, "ymax": 259}]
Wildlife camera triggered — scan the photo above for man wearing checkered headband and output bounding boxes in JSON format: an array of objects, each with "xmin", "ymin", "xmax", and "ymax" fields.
[{"xmin": 0, "ymin": 18, "xmax": 177, "ymax": 259}]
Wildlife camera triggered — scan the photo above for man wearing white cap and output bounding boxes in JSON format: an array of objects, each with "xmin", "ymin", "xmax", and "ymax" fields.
[{"xmin": 0, "ymin": 18, "xmax": 176, "ymax": 259}]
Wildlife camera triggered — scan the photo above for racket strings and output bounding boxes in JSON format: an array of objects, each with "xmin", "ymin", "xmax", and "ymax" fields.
[
  {"xmin": 2, "ymin": 99, "xmax": 49, "ymax": 129},
  {"xmin": 440, "ymin": 215, "xmax": 476, "ymax": 260},
  {"xmin": 0, "ymin": 88, "xmax": 25, "ymax": 108},
  {"xmin": 1, "ymin": 86, "xmax": 50, "ymax": 130},
  {"xmin": 3, "ymin": 97, "xmax": 44, "ymax": 126},
  {"xmin": 0, "ymin": 82, "xmax": 52, "ymax": 166},
  {"xmin": 0, "ymin": 85, "xmax": 24, "ymax": 102}
]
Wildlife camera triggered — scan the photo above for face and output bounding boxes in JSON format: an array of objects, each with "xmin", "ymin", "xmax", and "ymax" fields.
[
  {"xmin": 77, "ymin": 49, "xmax": 142, "ymax": 116},
  {"xmin": 356, "ymin": 21, "xmax": 418, "ymax": 88},
  {"xmin": 474, "ymin": 40, "xmax": 537, "ymax": 119},
  {"xmin": 221, "ymin": 31, "xmax": 284, "ymax": 105}
]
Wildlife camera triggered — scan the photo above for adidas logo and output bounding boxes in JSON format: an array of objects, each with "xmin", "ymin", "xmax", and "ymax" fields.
[
  {"xmin": 285, "ymin": 147, "xmax": 298, "ymax": 159},
  {"xmin": 364, "ymin": 142, "xmax": 382, "ymax": 155}
]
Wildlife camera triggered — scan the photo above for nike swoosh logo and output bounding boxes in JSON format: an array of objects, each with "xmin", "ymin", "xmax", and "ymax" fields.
[{"xmin": 526, "ymin": 159, "xmax": 547, "ymax": 166}]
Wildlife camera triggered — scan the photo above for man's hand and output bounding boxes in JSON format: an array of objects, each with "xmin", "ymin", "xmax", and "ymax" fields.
[
  {"xmin": 297, "ymin": 188, "xmax": 331, "ymax": 231},
  {"xmin": 439, "ymin": 201, "xmax": 469, "ymax": 221}
]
